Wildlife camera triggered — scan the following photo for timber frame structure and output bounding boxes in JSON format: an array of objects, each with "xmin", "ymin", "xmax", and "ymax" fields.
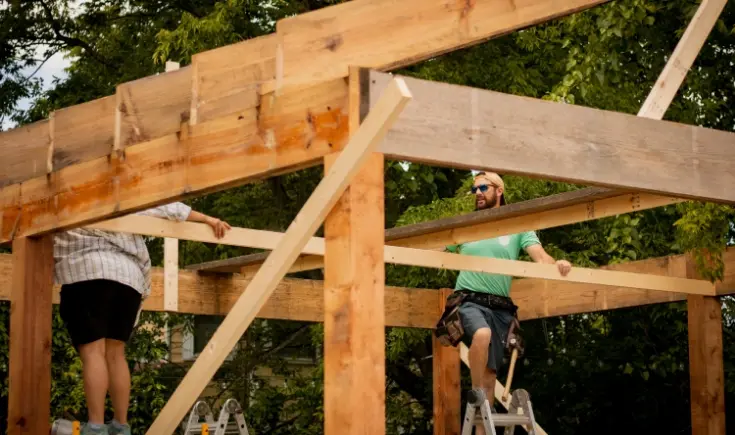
[{"xmin": 1, "ymin": 0, "xmax": 733, "ymax": 434}]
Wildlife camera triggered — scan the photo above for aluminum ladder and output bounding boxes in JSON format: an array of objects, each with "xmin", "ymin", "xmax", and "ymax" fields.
[
  {"xmin": 183, "ymin": 399, "xmax": 250, "ymax": 435},
  {"xmin": 461, "ymin": 388, "xmax": 537, "ymax": 435}
]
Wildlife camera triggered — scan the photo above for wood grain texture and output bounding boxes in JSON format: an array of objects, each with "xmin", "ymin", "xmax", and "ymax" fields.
[
  {"xmin": 146, "ymin": 75, "xmax": 409, "ymax": 435},
  {"xmin": 687, "ymin": 292, "xmax": 726, "ymax": 435},
  {"xmin": 0, "ymin": 120, "xmax": 50, "ymax": 187},
  {"xmin": 271, "ymin": 0, "xmax": 610, "ymax": 92},
  {"xmin": 116, "ymin": 67, "xmax": 192, "ymax": 148},
  {"xmin": 323, "ymin": 67, "xmax": 386, "ymax": 435},
  {"xmin": 8, "ymin": 236, "xmax": 54, "ymax": 435},
  {"xmin": 192, "ymin": 35, "xmax": 277, "ymax": 123},
  {"xmin": 370, "ymin": 71, "xmax": 735, "ymax": 204},
  {"xmin": 432, "ymin": 289, "xmax": 461, "ymax": 435},
  {"xmin": 0, "ymin": 78, "xmax": 349, "ymax": 243},
  {"xmin": 0, "ymin": 248, "xmax": 729, "ymax": 327},
  {"xmin": 53, "ymin": 96, "xmax": 116, "ymax": 169}
]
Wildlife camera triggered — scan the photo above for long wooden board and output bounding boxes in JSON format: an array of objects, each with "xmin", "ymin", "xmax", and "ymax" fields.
[
  {"xmin": 370, "ymin": 71, "xmax": 735, "ymax": 204},
  {"xmin": 270, "ymin": 0, "xmax": 610, "ymax": 93},
  {"xmin": 0, "ymin": 248, "xmax": 730, "ymax": 326},
  {"xmin": 0, "ymin": 78, "xmax": 349, "ymax": 244},
  {"xmin": 89, "ymin": 215, "xmax": 717, "ymax": 295},
  {"xmin": 186, "ymin": 188, "xmax": 681, "ymax": 274}
]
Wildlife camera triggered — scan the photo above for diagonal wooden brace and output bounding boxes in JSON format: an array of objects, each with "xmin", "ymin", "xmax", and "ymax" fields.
[{"xmin": 145, "ymin": 76, "xmax": 412, "ymax": 434}]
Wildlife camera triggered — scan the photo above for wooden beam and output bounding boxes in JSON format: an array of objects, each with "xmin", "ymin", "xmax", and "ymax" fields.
[
  {"xmin": 146, "ymin": 76, "xmax": 412, "ymax": 434},
  {"xmin": 8, "ymin": 236, "xmax": 54, "ymax": 435},
  {"xmin": 370, "ymin": 71, "xmax": 735, "ymax": 204},
  {"xmin": 323, "ymin": 67, "xmax": 388, "ymax": 435},
  {"xmin": 269, "ymin": 0, "xmax": 610, "ymax": 94},
  {"xmin": 638, "ymin": 0, "xmax": 729, "ymax": 119},
  {"xmin": 163, "ymin": 237, "xmax": 179, "ymax": 312},
  {"xmin": 433, "ymin": 289, "xmax": 461, "ymax": 435},
  {"xmin": 0, "ymin": 248, "xmax": 730, "ymax": 326},
  {"xmin": 188, "ymin": 188, "xmax": 681, "ymax": 274},
  {"xmin": 91, "ymin": 215, "xmax": 716, "ymax": 295},
  {"xmin": 0, "ymin": 77, "xmax": 349, "ymax": 244},
  {"xmin": 687, "ymin": 285, "xmax": 726, "ymax": 434}
]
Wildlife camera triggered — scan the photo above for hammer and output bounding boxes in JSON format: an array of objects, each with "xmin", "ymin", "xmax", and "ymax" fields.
[{"xmin": 502, "ymin": 327, "xmax": 523, "ymax": 403}]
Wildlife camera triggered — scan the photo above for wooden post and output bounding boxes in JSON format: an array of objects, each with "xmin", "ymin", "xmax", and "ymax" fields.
[
  {"xmin": 432, "ymin": 289, "xmax": 461, "ymax": 435},
  {"xmin": 8, "ymin": 235, "xmax": 54, "ymax": 435},
  {"xmin": 687, "ymin": 258, "xmax": 726, "ymax": 435},
  {"xmin": 323, "ymin": 66, "xmax": 386, "ymax": 434}
]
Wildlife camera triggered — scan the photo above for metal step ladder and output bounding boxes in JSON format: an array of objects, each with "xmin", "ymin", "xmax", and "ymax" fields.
[
  {"xmin": 461, "ymin": 388, "xmax": 537, "ymax": 435},
  {"xmin": 183, "ymin": 399, "xmax": 250, "ymax": 435}
]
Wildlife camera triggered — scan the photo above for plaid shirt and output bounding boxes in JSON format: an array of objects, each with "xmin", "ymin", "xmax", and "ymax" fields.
[{"xmin": 53, "ymin": 202, "xmax": 192, "ymax": 298}]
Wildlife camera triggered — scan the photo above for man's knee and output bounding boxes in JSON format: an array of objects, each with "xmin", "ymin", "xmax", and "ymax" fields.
[{"xmin": 471, "ymin": 327, "xmax": 492, "ymax": 348}]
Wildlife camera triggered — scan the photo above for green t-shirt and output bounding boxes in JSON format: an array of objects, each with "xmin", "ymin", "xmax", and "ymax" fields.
[{"xmin": 446, "ymin": 232, "xmax": 541, "ymax": 297}]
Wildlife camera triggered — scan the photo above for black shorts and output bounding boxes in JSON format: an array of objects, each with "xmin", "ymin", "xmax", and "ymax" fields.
[
  {"xmin": 459, "ymin": 301, "xmax": 514, "ymax": 372},
  {"xmin": 60, "ymin": 279, "xmax": 142, "ymax": 349}
]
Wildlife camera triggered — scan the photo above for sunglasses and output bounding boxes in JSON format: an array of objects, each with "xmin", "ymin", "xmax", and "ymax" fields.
[{"xmin": 471, "ymin": 184, "xmax": 494, "ymax": 194}]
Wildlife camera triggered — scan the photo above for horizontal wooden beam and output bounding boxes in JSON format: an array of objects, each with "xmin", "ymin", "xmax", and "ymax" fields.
[
  {"xmin": 0, "ymin": 248, "xmax": 730, "ymax": 327},
  {"xmin": 89, "ymin": 215, "xmax": 716, "ymax": 295},
  {"xmin": 370, "ymin": 71, "xmax": 735, "ymax": 204},
  {"xmin": 188, "ymin": 188, "xmax": 681, "ymax": 274},
  {"xmin": 269, "ymin": 0, "xmax": 610, "ymax": 93},
  {"xmin": 0, "ymin": 78, "xmax": 349, "ymax": 244}
]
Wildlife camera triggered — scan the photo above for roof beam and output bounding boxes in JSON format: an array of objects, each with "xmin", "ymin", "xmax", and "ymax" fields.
[
  {"xmin": 371, "ymin": 71, "xmax": 735, "ymax": 204},
  {"xmin": 0, "ymin": 78, "xmax": 349, "ymax": 244},
  {"xmin": 268, "ymin": 0, "xmax": 611, "ymax": 94}
]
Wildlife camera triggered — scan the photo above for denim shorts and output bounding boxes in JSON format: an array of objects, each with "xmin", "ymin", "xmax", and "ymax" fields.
[{"xmin": 459, "ymin": 301, "xmax": 514, "ymax": 371}]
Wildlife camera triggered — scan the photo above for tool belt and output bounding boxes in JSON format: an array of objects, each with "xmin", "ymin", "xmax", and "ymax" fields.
[{"xmin": 434, "ymin": 289, "xmax": 524, "ymax": 355}]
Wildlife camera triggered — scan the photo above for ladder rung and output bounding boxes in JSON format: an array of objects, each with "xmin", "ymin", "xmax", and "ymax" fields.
[{"xmin": 475, "ymin": 414, "xmax": 533, "ymax": 426}]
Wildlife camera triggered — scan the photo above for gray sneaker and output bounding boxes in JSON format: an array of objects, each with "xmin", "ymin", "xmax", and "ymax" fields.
[
  {"xmin": 81, "ymin": 423, "xmax": 109, "ymax": 435},
  {"xmin": 107, "ymin": 421, "xmax": 131, "ymax": 435}
]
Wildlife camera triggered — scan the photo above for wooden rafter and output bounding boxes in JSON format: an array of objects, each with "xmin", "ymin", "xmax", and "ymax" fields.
[
  {"xmin": 371, "ymin": 71, "xmax": 735, "ymax": 204},
  {"xmin": 268, "ymin": 0, "xmax": 611, "ymax": 94}
]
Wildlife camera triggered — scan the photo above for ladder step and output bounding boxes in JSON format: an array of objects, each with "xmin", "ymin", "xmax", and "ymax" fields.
[{"xmin": 475, "ymin": 414, "xmax": 533, "ymax": 426}]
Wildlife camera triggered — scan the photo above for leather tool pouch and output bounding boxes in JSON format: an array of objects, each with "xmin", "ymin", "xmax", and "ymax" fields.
[{"xmin": 434, "ymin": 290, "xmax": 466, "ymax": 347}]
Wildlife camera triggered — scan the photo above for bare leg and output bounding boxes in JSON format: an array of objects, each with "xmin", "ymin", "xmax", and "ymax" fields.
[
  {"xmin": 78, "ymin": 339, "xmax": 108, "ymax": 425},
  {"xmin": 469, "ymin": 328, "xmax": 492, "ymax": 434},
  {"xmin": 106, "ymin": 339, "xmax": 131, "ymax": 425}
]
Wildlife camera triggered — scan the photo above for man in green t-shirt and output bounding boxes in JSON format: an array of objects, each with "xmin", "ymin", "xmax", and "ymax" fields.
[{"xmin": 447, "ymin": 172, "xmax": 572, "ymax": 410}]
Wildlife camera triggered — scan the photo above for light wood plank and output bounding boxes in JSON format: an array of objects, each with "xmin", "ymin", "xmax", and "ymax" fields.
[
  {"xmin": 687, "ymin": 287, "xmax": 726, "ymax": 434},
  {"xmin": 146, "ymin": 77, "xmax": 412, "ymax": 434},
  {"xmin": 638, "ymin": 0, "xmax": 729, "ymax": 118},
  {"xmin": 269, "ymin": 0, "xmax": 610, "ymax": 93},
  {"xmin": 370, "ymin": 71, "xmax": 735, "ymax": 204},
  {"xmin": 92, "ymin": 215, "xmax": 716, "ymax": 296},
  {"xmin": 163, "ymin": 237, "xmax": 179, "ymax": 312},
  {"xmin": 323, "ymin": 66, "xmax": 387, "ymax": 435},
  {"xmin": 54, "ymin": 96, "xmax": 116, "ymax": 169},
  {"xmin": 0, "ymin": 120, "xmax": 50, "ymax": 187},
  {"xmin": 192, "ymin": 35, "xmax": 276, "ymax": 124},
  {"xmin": 433, "ymin": 288, "xmax": 461, "ymax": 435},
  {"xmin": 115, "ymin": 67, "xmax": 192, "ymax": 148},
  {"xmin": 0, "ymin": 78, "xmax": 349, "ymax": 243},
  {"xmin": 186, "ymin": 188, "xmax": 678, "ymax": 274},
  {"xmin": 8, "ymin": 236, "xmax": 54, "ymax": 435},
  {"xmin": 0, "ymin": 249, "xmax": 731, "ymax": 327}
]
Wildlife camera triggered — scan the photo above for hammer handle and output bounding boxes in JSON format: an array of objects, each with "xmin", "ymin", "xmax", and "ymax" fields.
[{"xmin": 502, "ymin": 348, "xmax": 519, "ymax": 402}]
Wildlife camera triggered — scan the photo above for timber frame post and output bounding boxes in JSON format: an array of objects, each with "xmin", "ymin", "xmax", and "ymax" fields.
[
  {"xmin": 323, "ymin": 66, "xmax": 387, "ymax": 435},
  {"xmin": 8, "ymin": 236, "xmax": 54, "ymax": 435},
  {"xmin": 432, "ymin": 289, "xmax": 461, "ymax": 435}
]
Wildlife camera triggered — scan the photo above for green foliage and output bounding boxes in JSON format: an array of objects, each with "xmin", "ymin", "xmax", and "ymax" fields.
[{"xmin": 2, "ymin": 0, "xmax": 735, "ymax": 433}]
